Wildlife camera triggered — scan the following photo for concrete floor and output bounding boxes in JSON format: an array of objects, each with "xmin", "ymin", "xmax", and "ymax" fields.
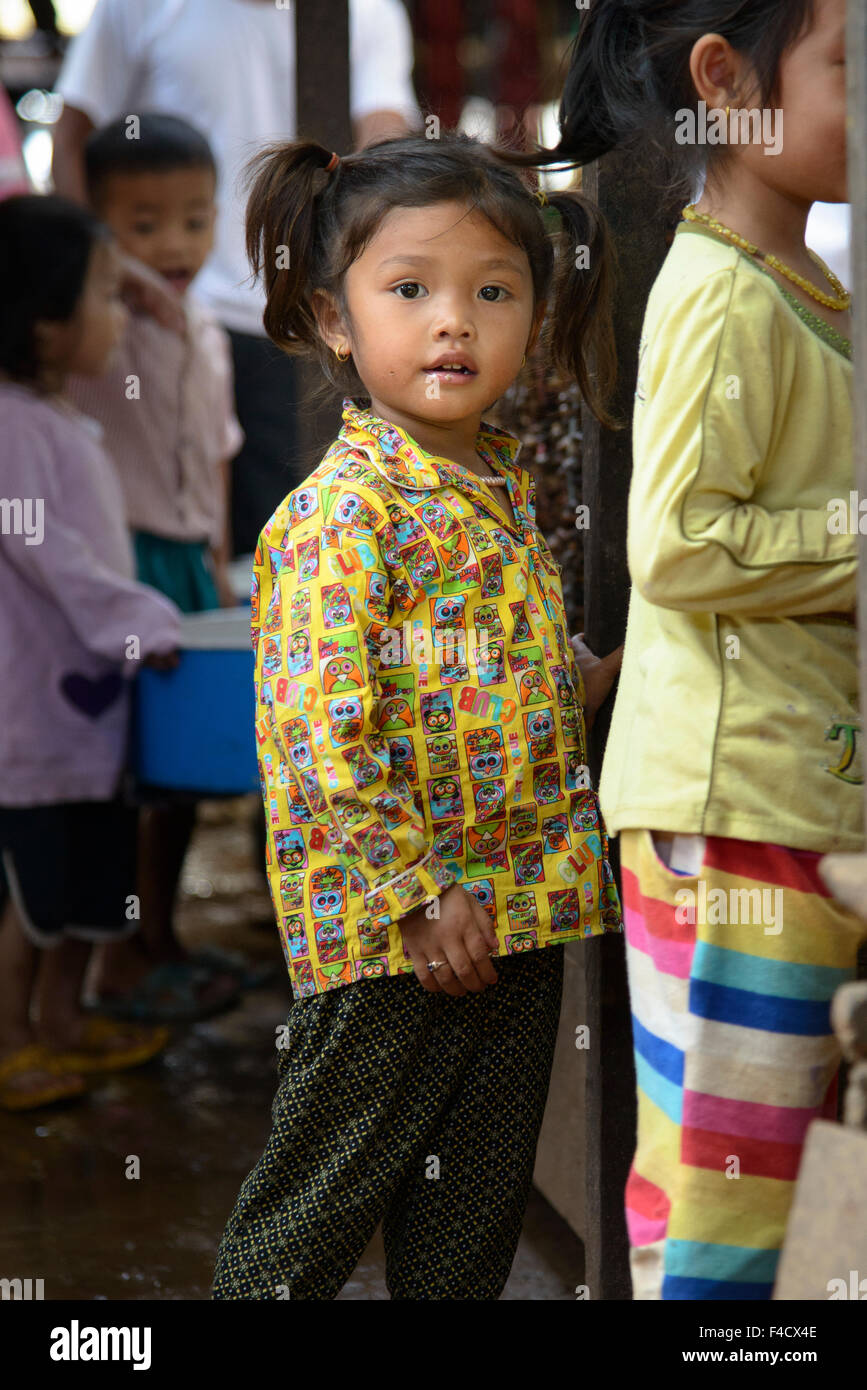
[{"xmin": 0, "ymin": 799, "xmax": 584, "ymax": 1301}]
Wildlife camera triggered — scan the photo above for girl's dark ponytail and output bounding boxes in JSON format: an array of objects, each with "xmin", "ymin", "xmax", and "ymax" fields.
[
  {"xmin": 543, "ymin": 188, "xmax": 618, "ymax": 429},
  {"xmin": 499, "ymin": 1, "xmax": 653, "ymax": 172},
  {"xmin": 244, "ymin": 140, "xmax": 339, "ymax": 352},
  {"xmin": 502, "ymin": 0, "xmax": 816, "ymax": 172},
  {"xmin": 553, "ymin": 1, "xmax": 648, "ymax": 167}
]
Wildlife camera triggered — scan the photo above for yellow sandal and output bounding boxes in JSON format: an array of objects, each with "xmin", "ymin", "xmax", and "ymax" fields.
[
  {"xmin": 44, "ymin": 1016, "xmax": 171, "ymax": 1075},
  {"xmin": 0, "ymin": 1043, "xmax": 86, "ymax": 1111}
]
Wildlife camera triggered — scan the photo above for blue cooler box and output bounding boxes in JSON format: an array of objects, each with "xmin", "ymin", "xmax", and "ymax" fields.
[{"xmin": 133, "ymin": 607, "xmax": 259, "ymax": 795}]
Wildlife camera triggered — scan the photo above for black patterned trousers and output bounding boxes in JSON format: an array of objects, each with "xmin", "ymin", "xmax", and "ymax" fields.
[{"xmin": 212, "ymin": 945, "xmax": 564, "ymax": 1300}]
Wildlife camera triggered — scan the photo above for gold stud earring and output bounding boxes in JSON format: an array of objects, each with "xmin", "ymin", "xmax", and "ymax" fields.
[
  {"xmin": 335, "ymin": 344, "xmax": 350, "ymax": 361},
  {"xmin": 725, "ymin": 104, "xmax": 730, "ymax": 118}
]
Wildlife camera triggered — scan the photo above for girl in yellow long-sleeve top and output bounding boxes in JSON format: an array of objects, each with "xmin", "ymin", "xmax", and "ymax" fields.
[
  {"xmin": 213, "ymin": 131, "xmax": 622, "ymax": 1300},
  {"xmin": 527, "ymin": 0, "xmax": 865, "ymax": 1302}
]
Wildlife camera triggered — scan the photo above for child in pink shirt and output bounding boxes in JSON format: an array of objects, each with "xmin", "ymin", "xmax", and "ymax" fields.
[{"xmin": 0, "ymin": 194, "xmax": 181, "ymax": 1110}]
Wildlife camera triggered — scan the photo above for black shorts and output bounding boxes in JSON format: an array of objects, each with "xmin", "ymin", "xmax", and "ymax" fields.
[{"xmin": 0, "ymin": 799, "xmax": 139, "ymax": 947}]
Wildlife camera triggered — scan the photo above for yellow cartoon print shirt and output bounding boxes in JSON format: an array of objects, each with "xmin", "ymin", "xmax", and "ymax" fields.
[{"xmin": 252, "ymin": 397, "xmax": 622, "ymax": 998}]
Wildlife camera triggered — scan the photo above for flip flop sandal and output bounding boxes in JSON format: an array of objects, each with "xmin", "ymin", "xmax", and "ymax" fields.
[
  {"xmin": 86, "ymin": 961, "xmax": 241, "ymax": 1024},
  {"xmin": 0, "ymin": 1043, "xmax": 86, "ymax": 1111},
  {"xmin": 189, "ymin": 944, "xmax": 278, "ymax": 990},
  {"xmin": 44, "ymin": 1017, "xmax": 171, "ymax": 1074}
]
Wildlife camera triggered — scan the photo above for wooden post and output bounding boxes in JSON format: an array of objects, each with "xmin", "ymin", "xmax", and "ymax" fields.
[
  {"xmin": 294, "ymin": 0, "xmax": 353, "ymax": 466},
  {"xmin": 580, "ymin": 149, "xmax": 688, "ymax": 1299}
]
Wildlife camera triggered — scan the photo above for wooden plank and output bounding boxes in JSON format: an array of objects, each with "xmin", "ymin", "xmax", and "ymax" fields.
[{"xmin": 773, "ymin": 1122, "xmax": 867, "ymax": 1299}]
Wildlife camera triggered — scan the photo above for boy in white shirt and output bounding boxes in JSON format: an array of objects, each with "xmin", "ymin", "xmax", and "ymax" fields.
[{"xmin": 66, "ymin": 113, "xmax": 244, "ymax": 1021}]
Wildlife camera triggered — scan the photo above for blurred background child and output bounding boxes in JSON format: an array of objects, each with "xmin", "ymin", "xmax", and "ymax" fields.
[
  {"xmin": 0, "ymin": 194, "xmax": 181, "ymax": 1110},
  {"xmin": 65, "ymin": 113, "xmax": 245, "ymax": 1023}
]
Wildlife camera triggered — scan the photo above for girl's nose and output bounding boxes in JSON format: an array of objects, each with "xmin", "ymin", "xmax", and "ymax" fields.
[{"xmin": 431, "ymin": 296, "xmax": 474, "ymax": 338}]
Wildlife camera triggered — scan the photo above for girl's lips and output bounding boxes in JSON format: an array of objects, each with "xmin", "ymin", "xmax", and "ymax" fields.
[{"xmin": 423, "ymin": 366, "xmax": 479, "ymax": 383}]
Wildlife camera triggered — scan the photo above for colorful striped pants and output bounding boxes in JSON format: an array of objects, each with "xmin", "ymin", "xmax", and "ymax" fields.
[{"xmin": 620, "ymin": 828, "xmax": 866, "ymax": 1300}]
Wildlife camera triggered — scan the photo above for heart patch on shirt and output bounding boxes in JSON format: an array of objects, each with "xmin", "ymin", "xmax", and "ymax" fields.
[{"xmin": 60, "ymin": 672, "xmax": 123, "ymax": 719}]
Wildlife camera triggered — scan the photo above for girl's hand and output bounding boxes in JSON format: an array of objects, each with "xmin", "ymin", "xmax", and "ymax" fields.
[
  {"xmin": 571, "ymin": 633, "xmax": 623, "ymax": 720},
  {"xmin": 398, "ymin": 882, "xmax": 500, "ymax": 996},
  {"xmin": 143, "ymin": 648, "xmax": 181, "ymax": 670}
]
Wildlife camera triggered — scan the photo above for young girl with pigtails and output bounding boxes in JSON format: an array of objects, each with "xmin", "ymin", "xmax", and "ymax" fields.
[
  {"xmin": 520, "ymin": 0, "xmax": 863, "ymax": 1300},
  {"xmin": 212, "ymin": 131, "xmax": 623, "ymax": 1300}
]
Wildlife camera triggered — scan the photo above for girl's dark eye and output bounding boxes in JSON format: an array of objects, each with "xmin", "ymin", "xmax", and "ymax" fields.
[
  {"xmin": 479, "ymin": 285, "xmax": 507, "ymax": 301},
  {"xmin": 394, "ymin": 282, "xmax": 426, "ymax": 299}
]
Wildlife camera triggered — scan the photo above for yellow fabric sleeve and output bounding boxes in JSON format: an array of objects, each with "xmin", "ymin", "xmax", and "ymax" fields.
[
  {"xmin": 629, "ymin": 268, "xmax": 857, "ymax": 616},
  {"xmin": 256, "ymin": 516, "xmax": 455, "ymax": 927}
]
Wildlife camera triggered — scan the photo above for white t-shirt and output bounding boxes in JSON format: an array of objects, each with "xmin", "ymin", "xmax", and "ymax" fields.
[{"xmin": 56, "ymin": 0, "xmax": 420, "ymax": 334}]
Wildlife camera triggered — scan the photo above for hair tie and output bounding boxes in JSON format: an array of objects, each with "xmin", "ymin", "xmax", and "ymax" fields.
[
  {"xmin": 534, "ymin": 188, "xmax": 548, "ymax": 207},
  {"xmin": 325, "ymin": 151, "xmax": 340, "ymax": 173}
]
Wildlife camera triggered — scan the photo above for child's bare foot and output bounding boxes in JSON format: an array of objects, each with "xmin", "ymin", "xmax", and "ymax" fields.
[
  {"xmin": 88, "ymin": 956, "xmax": 240, "ymax": 1022},
  {"xmin": 87, "ymin": 936, "xmax": 153, "ymax": 997},
  {"xmin": 90, "ymin": 938, "xmax": 239, "ymax": 1022}
]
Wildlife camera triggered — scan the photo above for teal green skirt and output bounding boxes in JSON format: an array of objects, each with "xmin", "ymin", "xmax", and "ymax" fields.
[{"xmin": 133, "ymin": 530, "xmax": 219, "ymax": 614}]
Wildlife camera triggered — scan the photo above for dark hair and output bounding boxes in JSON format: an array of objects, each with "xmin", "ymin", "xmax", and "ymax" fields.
[
  {"xmin": 507, "ymin": 0, "xmax": 815, "ymax": 177},
  {"xmin": 0, "ymin": 194, "xmax": 111, "ymax": 385},
  {"xmin": 85, "ymin": 112, "xmax": 216, "ymax": 204},
  {"xmin": 243, "ymin": 130, "xmax": 616, "ymax": 425}
]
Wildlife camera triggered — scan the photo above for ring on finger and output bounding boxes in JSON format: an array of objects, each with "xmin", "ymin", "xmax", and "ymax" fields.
[{"xmin": 426, "ymin": 959, "xmax": 449, "ymax": 972}]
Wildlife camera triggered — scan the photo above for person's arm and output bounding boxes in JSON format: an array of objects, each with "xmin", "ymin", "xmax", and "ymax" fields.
[
  {"xmin": 257, "ymin": 501, "xmax": 455, "ymax": 925},
  {"xmin": 50, "ymin": 102, "xmax": 93, "ymax": 203},
  {"xmin": 51, "ymin": 0, "xmax": 133, "ymax": 196},
  {"xmin": 353, "ymin": 109, "xmax": 411, "ymax": 147},
  {"xmin": 1, "ymin": 417, "xmax": 181, "ymax": 668},
  {"xmin": 207, "ymin": 319, "xmax": 244, "ymax": 604},
  {"xmin": 209, "ymin": 456, "xmax": 237, "ymax": 608},
  {"xmin": 569, "ymin": 633, "xmax": 622, "ymax": 726},
  {"xmin": 349, "ymin": 0, "xmax": 421, "ymax": 147},
  {"xmin": 629, "ymin": 267, "xmax": 857, "ymax": 616}
]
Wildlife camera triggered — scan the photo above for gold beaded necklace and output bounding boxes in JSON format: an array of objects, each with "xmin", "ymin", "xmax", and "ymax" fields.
[{"xmin": 682, "ymin": 203, "xmax": 852, "ymax": 312}]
